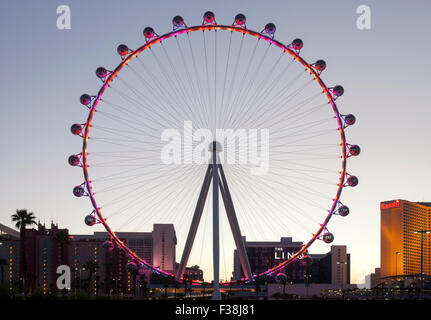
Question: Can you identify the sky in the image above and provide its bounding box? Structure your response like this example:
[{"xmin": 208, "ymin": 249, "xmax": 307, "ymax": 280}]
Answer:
[{"xmin": 1, "ymin": 0, "xmax": 431, "ymax": 284}]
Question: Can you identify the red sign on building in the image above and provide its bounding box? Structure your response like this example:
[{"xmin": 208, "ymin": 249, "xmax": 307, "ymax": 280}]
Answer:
[{"xmin": 380, "ymin": 200, "xmax": 400, "ymax": 210}]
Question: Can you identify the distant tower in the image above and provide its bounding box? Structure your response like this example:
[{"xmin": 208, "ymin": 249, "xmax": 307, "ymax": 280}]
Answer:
[{"xmin": 152, "ymin": 224, "xmax": 176, "ymax": 274}]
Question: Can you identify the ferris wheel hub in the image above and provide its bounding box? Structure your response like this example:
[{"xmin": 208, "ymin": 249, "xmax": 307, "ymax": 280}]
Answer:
[{"xmin": 209, "ymin": 140, "xmax": 223, "ymax": 152}]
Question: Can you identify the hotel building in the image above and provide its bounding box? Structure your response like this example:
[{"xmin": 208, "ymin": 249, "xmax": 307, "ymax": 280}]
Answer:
[
  {"xmin": 233, "ymin": 236, "xmax": 350, "ymax": 285},
  {"xmin": 380, "ymin": 199, "xmax": 431, "ymax": 279},
  {"xmin": 0, "ymin": 222, "xmax": 176, "ymax": 294}
]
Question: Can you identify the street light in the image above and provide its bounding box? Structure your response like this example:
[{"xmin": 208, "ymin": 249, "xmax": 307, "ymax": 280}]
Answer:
[
  {"xmin": 337, "ymin": 261, "xmax": 348, "ymax": 298},
  {"xmin": 112, "ymin": 278, "xmax": 121, "ymax": 295},
  {"xmin": 413, "ymin": 230, "xmax": 431, "ymax": 299},
  {"xmin": 73, "ymin": 266, "xmax": 86, "ymax": 293}
]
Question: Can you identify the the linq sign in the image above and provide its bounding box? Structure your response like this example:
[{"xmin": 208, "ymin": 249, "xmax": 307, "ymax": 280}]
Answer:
[{"xmin": 274, "ymin": 248, "xmax": 304, "ymax": 260}]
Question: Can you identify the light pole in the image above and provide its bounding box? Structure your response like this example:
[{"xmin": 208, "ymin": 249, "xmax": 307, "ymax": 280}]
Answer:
[
  {"xmin": 112, "ymin": 278, "xmax": 120, "ymax": 295},
  {"xmin": 73, "ymin": 266, "xmax": 86, "ymax": 293},
  {"xmin": 337, "ymin": 261, "xmax": 348, "ymax": 298},
  {"xmin": 413, "ymin": 230, "xmax": 430, "ymax": 298}
]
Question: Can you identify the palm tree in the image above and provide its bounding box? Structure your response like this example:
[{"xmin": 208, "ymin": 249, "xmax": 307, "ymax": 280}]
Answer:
[
  {"xmin": 0, "ymin": 258, "xmax": 8, "ymax": 283},
  {"xmin": 53, "ymin": 230, "xmax": 70, "ymax": 265},
  {"xmin": 11, "ymin": 209, "xmax": 37, "ymax": 293}
]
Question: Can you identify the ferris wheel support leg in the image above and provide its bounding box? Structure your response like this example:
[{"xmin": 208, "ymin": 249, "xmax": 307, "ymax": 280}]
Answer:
[
  {"xmin": 175, "ymin": 165, "xmax": 213, "ymax": 282},
  {"xmin": 218, "ymin": 165, "xmax": 253, "ymax": 281},
  {"xmin": 212, "ymin": 147, "xmax": 222, "ymax": 300}
]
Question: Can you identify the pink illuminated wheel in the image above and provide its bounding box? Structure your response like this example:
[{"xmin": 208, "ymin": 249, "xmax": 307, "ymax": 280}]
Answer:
[{"xmin": 70, "ymin": 12, "xmax": 359, "ymax": 286}]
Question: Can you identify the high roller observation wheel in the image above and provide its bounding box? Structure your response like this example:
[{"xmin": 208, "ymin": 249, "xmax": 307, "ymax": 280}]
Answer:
[{"xmin": 69, "ymin": 12, "xmax": 360, "ymax": 285}]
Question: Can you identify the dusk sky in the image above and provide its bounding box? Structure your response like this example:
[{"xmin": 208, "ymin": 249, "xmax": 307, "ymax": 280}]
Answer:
[{"xmin": 1, "ymin": 0, "xmax": 430, "ymax": 284}]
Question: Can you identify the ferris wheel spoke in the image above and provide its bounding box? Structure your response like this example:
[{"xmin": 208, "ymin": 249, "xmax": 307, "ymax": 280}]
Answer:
[
  {"xmin": 94, "ymin": 101, "xmax": 165, "ymax": 137},
  {"xmin": 87, "ymin": 137, "xmax": 162, "ymax": 153},
  {"xmin": 277, "ymin": 101, "xmax": 330, "ymax": 130},
  {"xmin": 115, "ymin": 172, "xmax": 201, "ymax": 231},
  {"xmin": 95, "ymin": 169, "xmax": 168, "ymax": 194},
  {"xmin": 95, "ymin": 104, "xmax": 170, "ymax": 137},
  {"xmin": 219, "ymin": 33, "xmax": 245, "ymax": 126},
  {"xmin": 274, "ymin": 158, "xmax": 341, "ymax": 174},
  {"xmin": 95, "ymin": 106, "xmax": 164, "ymax": 137},
  {"xmin": 273, "ymin": 117, "xmax": 335, "ymax": 140},
  {"xmin": 266, "ymin": 169, "xmax": 338, "ymax": 186},
  {"xmin": 88, "ymin": 134, "xmax": 159, "ymax": 145},
  {"xmin": 101, "ymin": 163, "xmax": 202, "ymax": 212},
  {"xmin": 229, "ymin": 49, "xmax": 285, "ymax": 129},
  {"xmin": 174, "ymin": 37, "xmax": 207, "ymax": 127},
  {"xmin": 224, "ymin": 166, "xmax": 309, "ymax": 237},
  {"xmin": 218, "ymin": 31, "xmax": 233, "ymax": 127},
  {"xmin": 89, "ymin": 126, "xmax": 162, "ymax": 146},
  {"xmin": 226, "ymin": 165, "xmax": 310, "ymax": 233},
  {"xmin": 220, "ymin": 169, "xmax": 281, "ymax": 240},
  {"xmin": 114, "ymin": 72, "xmax": 181, "ymax": 126},
  {"xmin": 223, "ymin": 37, "xmax": 261, "ymax": 127},
  {"xmin": 92, "ymin": 164, "xmax": 198, "ymax": 193},
  {"xmin": 255, "ymin": 78, "xmax": 317, "ymax": 128},
  {"xmin": 230, "ymin": 163, "xmax": 332, "ymax": 206},
  {"xmin": 88, "ymin": 155, "xmax": 160, "ymax": 167},
  {"xmin": 186, "ymin": 33, "xmax": 212, "ymax": 128},
  {"xmin": 160, "ymin": 42, "xmax": 206, "ymax": 129},
  {"xmin": 270, "ymin": 143, "xmax": 339, "ymax": 154},
  {"xmin": 276, "ymin": 128, "xmax": 337, "ymax": 145},
  {"xmin": 226, "ymin": 40, "xmax": 270, "ymax": 129},
  {"xmin": 133, "ymin": 56, "xmax": 198, "ymax": 127},
  {"xmin": 110, "ymin": 78, "xmax": 185, "ymax": 131},
  {"xmin": 148, "ymin": 47, "xmax": 199, "ymax": 125},
  {"xmin": 235, "ymin": 57, "xmax": 295, "ymax": 128},
  {"xmin": 244, "ymin": 70, "xmax": 309, "ymax": 127},
  {"xmin": 202, "ymin": 30, "xmax": 214, "ymax": 132},
  {"xmin": 89, "ymin": 150, "xmax": 160, "ymax": 159},
  {"xmin": 264, "ymin": 95, "xmax": 326, "ymax": 131},
  {"xmin": 120, "ymin": 65, "xmax": 189, "ymax": 127},
  {"xmin": 87, "ymin": 138, "xmax": 150, "ymax": 152},
  {"xmin": 117, "ymin": 166, "xmax": 205, "ymax": 231},
  {"xmin": 227, "ymin": 172, "xmax": 329, "ymax": 236},
  {"xmin": 229, "ymin": 163, "xmax": 332, "ymax": 207}
]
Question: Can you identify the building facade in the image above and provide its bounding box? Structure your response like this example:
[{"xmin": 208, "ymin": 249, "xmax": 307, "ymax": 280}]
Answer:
[
  {"xmin": 233, "ymin": 236, "xmax": 350, "ymax": 285},
  {"xmin": 0, "ymin": 222, "xmax": 176, "ymax": 295},
  {"xmin": 380, "ymin": 200, "xmax": 431, "ymax": 279}
]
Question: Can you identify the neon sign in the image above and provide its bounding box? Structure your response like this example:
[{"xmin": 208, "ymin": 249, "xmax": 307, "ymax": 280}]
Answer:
[
  {"xmin": 274, "ymin": 248, "xmax": 304, "ymax": 260},
  {"xmin": 380, "ymin": 200, "xmax": 400, "ymax": 210}
]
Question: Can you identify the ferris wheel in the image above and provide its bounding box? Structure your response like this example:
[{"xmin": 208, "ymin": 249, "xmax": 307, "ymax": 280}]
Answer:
[{"xmin": 69, "ymin": 12, "xmax": 359, "ymax": 297}]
